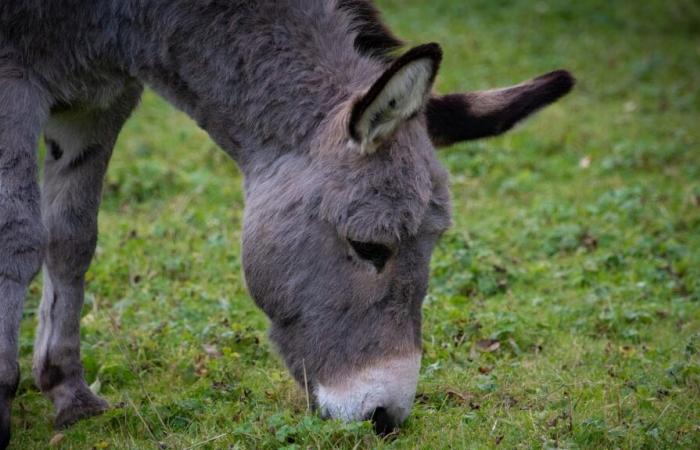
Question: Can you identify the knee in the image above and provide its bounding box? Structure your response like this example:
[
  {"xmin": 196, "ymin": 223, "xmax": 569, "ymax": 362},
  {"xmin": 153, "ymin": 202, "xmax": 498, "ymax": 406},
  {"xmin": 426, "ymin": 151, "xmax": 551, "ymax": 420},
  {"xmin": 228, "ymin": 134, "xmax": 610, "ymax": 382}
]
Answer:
[
  {"xmin": 0, "ymin": 215, "xmax": 46, "ymax": 285},
  {"xmin": 45, "ymin": 221, "xmax": 97, "ymax": 280}
]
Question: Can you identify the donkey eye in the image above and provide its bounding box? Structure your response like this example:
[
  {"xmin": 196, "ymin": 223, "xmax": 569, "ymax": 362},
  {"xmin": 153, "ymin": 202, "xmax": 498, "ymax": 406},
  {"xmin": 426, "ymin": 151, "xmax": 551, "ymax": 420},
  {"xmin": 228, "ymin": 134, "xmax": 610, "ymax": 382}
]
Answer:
[{"xmin": 348, "ymin": 239, "xmax": 392, "ymax": 271}]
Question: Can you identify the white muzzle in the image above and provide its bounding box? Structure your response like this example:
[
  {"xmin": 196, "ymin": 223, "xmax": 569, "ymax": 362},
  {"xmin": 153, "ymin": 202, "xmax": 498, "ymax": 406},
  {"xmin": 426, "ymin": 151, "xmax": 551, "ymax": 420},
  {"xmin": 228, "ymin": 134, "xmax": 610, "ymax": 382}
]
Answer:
[{"xmin": 315, "ymin": 353, "xmax": 421, "ymax": 427}]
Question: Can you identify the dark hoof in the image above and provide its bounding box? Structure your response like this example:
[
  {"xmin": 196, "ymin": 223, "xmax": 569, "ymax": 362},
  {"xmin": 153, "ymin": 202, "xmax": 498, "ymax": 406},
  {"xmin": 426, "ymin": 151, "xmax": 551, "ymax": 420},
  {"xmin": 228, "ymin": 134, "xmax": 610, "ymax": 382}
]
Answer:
[
  {"xmin": 0, "ymin": 428, "xmax": 9, "ymax": 450},
  {"xmin": 0, "ymin": 409, "xmax": 10, "ymax": 450},
  {"xmin": 54, "ymin": 389, "xmax": 109, "ymax": 429},
  {"xmin": 1, "ymin": 392, "xmax": 14, "ymax": 450}
]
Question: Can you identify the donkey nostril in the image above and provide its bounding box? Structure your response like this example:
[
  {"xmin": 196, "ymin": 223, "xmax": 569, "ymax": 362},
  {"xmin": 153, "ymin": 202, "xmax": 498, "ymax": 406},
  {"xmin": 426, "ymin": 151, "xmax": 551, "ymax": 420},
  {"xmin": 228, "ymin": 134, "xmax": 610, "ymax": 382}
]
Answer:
[{"xmin": 370, "ymin": 407, "xmax": 397, "ymax": 436}]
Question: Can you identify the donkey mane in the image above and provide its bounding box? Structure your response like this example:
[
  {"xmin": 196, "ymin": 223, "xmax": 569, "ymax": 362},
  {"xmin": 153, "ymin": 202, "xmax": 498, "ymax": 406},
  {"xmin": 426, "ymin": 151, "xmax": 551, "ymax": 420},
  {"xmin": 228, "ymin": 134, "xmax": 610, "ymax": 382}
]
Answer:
[{"xmin": 337, "ymin": 0, "xmax": 404, "ymax": 62}]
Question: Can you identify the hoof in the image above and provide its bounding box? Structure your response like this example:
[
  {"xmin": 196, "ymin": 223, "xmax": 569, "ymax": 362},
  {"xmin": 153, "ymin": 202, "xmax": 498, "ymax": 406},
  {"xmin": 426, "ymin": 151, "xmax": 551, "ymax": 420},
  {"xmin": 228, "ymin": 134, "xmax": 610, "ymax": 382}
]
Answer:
[
  {"xmin": 54, "ymin": 388, "xmax": 109, "ymax": 429},
  {"xmin": 1, "ymin": 387, "xmax": 15, "ymax": 450},
  {"xmin": 0, "ymin": 408, "xmax": 10, "ymax": 450},
  {"xmin": 0, "ymin": 427, "xmax": 9, "ymax": 450}
]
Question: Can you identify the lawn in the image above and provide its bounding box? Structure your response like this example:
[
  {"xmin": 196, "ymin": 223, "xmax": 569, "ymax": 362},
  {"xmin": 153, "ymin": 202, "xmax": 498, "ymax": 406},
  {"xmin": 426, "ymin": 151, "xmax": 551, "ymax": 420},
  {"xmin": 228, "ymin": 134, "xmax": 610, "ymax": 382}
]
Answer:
[{"xmin": 11, "ymin": 0, "xmax": 700, "ymax": 448}]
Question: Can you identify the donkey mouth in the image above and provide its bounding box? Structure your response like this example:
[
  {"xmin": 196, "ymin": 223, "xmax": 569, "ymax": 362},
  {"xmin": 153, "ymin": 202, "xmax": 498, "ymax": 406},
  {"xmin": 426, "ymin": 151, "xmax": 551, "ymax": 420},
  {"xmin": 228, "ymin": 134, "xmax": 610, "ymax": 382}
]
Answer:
[
  {"xmin": 314, "ymin": 353, "xmax": 421, "ymax": 433},
  {"xmin": 368, "ymin": 407, "xmax": 397, "ymax": 435}
]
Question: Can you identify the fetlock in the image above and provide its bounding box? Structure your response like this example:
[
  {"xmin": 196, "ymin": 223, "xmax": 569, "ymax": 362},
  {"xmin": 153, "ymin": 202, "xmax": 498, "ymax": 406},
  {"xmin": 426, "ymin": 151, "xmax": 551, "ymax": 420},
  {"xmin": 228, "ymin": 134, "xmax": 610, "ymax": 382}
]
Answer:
[
  {"xmin": 34, "ymin": 360, "xmax": 108, "ymax": 429},
  {"xmin": 35, "ymin": 360, "xmax": 71, "ymax": 394}
]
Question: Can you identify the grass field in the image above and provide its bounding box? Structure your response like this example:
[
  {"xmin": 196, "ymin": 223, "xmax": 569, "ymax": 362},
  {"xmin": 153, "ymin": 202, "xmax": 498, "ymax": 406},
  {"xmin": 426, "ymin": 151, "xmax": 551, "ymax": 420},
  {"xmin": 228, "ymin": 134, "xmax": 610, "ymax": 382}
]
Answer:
[{"xmin": 11, "ymin": 0, "xmax": 700, "ymax": 448}]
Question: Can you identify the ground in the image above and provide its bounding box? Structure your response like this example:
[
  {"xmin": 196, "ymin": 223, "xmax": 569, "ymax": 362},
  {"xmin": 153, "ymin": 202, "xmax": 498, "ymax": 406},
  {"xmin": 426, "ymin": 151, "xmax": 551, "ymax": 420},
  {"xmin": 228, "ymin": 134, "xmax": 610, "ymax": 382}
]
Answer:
[{"xmin": 11, "ymin": 0, "xmax": 700, "ymax": 448}]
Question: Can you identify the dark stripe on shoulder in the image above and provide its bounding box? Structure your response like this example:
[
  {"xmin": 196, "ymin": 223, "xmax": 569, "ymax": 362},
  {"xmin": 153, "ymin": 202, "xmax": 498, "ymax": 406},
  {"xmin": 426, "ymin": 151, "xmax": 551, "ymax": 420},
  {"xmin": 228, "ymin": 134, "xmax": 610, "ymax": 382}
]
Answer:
[
  {"xmin": 68, "ymin": 144, "xmax": 102, "ymax": 170},
  {"xmin": 337, "ymin": 0, "xmax": 403, "ymax": 61},
  {"xmin": 46, "ymin": 139, "xmax": 63, "ymax": 160}
]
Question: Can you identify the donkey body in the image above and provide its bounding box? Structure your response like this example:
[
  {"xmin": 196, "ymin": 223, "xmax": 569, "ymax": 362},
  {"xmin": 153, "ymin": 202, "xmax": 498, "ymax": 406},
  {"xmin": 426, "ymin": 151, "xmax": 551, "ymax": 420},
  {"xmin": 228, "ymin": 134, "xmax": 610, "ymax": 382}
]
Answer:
[{"xmin": 0, "ymin": 0, "xmax": 573, "ymax": 445}]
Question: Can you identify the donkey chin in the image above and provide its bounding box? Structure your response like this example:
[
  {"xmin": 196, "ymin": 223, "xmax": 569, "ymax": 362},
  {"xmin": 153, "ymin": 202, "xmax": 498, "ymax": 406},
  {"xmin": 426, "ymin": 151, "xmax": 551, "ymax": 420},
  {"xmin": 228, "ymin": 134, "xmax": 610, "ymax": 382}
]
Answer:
[{"xmin": 315, "ymin": 353, "xmax": 421, "ymax": 434}]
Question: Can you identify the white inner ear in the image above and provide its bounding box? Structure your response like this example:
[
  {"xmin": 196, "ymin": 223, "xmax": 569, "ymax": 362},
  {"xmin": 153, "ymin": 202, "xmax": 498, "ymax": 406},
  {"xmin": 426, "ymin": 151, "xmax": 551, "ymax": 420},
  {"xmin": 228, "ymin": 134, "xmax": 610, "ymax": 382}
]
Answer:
[{"xmin": 356, "ymin": 59, "xmax": 434, "ymax": 154}]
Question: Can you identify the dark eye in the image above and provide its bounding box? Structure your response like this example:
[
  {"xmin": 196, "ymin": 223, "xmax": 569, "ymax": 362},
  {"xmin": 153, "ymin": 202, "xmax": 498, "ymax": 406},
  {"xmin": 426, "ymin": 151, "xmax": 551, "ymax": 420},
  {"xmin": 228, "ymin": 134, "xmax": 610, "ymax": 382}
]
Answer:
[{"xmin": 349, "ymin": 239, "xmax": 392, "ymax": 272}]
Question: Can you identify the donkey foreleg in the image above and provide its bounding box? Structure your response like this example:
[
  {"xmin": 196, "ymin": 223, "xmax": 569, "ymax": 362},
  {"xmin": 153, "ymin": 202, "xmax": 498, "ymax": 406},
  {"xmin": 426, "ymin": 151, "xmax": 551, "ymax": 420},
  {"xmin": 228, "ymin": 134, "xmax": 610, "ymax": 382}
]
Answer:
[
  {"xmin": 33, "ymin": 82, "xmax": 142, "ymax": 429},
  {"xmin": 0, "ymin": 69, "xmax": 49, "ymax": 449}
]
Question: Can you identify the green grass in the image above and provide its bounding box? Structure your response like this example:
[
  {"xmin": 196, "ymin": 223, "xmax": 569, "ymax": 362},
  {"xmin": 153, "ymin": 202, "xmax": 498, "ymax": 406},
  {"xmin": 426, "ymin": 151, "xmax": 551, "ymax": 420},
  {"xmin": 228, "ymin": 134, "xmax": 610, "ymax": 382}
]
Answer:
[{"xmin": 12, "ymin": 0, "xmax": 700, "ymax": 448}]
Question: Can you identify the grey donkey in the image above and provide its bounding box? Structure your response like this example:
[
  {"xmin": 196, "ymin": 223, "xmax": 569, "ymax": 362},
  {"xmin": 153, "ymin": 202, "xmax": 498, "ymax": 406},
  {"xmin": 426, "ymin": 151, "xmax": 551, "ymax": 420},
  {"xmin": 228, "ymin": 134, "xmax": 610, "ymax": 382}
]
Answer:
[{"xmin": 0, "ymin": 0, "xmax": 574, "ymax": 445}]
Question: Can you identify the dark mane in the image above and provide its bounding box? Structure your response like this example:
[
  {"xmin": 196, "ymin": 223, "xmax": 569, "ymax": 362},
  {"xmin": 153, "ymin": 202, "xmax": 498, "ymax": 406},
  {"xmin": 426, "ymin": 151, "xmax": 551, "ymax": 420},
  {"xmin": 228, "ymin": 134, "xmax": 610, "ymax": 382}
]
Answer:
[{"xmin": 337, "ymin": 0, "xmax": 404, "ymax": 62}]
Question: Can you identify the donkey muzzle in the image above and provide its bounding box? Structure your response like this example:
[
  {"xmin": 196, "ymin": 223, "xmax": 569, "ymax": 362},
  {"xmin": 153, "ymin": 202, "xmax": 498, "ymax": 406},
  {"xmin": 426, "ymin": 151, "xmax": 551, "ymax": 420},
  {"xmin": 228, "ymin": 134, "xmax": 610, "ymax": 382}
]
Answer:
[{"xmin": 315, "ymin": 353, "xmax": 421, "ymax": 434}]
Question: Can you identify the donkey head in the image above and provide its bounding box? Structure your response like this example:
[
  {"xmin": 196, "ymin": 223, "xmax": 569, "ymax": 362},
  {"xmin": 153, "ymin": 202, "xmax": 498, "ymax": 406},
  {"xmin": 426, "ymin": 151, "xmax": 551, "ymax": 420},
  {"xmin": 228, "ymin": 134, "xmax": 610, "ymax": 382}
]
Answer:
[{"xmin": 242, "ymin": 43, "xmax": 573, "ymax": 432}]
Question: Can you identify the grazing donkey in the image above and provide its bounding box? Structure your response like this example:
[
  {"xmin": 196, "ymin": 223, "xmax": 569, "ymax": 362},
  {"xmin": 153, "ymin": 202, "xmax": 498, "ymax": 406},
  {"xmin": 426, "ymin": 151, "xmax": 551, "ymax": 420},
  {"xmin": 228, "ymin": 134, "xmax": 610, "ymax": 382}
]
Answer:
[{"xmin": 0, "ymin": 0, "xmax": 574, "ymax": 444}]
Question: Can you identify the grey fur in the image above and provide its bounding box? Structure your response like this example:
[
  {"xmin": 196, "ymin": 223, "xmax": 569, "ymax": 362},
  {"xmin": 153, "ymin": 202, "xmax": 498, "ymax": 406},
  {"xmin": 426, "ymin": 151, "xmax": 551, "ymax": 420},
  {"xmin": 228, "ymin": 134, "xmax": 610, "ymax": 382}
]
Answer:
[
  {"xmin": 35, "ymin": 81, "xmax": 144, "ymax": 429},
  {"xmin": 0, "ymin": 0, "xmax": 572, "ymax": 444}
]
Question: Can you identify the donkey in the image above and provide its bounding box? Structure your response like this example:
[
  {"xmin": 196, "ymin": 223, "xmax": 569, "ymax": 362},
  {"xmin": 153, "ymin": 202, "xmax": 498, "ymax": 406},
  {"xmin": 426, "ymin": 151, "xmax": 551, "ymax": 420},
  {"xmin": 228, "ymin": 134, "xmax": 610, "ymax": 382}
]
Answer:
[{"xmin": 0, "ymin": 0, "xmax": 574, "ymax": 445}]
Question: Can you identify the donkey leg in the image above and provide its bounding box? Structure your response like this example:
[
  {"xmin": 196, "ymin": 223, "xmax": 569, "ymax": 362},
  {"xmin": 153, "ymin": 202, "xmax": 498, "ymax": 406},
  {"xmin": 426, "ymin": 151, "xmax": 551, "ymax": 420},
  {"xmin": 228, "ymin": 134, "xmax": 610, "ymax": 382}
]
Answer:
[
  {"xmin": 33, "ymin": 82, "xmax": 142, "ymax": 429},
  {"xmin": 0, "ymin": 70, "xmax": 49, "ymax": 449}
]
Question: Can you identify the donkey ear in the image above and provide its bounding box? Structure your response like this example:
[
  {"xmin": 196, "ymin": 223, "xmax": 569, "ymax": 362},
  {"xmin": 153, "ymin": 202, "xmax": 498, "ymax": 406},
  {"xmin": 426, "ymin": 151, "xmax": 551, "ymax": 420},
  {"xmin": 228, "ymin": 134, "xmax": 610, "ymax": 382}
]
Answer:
[
  {"xmin": 426, "ymin": 70, "xmax": 575, "ymax": 147},
  {"xmin": 349, "ymin": 43, "xmax": 442, "ymax": 154}
]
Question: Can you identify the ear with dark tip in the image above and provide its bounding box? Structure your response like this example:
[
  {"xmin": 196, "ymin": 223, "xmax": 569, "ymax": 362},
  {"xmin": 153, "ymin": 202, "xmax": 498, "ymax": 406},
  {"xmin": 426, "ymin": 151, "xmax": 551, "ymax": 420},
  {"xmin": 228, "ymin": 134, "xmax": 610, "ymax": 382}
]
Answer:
[
  {"xmin": 426, "ymin": 70, "xmax": 575, "ymax": 147},
  {"xmin": 349, "ymin": 43, "xmax": 442, "ymax": 154}
]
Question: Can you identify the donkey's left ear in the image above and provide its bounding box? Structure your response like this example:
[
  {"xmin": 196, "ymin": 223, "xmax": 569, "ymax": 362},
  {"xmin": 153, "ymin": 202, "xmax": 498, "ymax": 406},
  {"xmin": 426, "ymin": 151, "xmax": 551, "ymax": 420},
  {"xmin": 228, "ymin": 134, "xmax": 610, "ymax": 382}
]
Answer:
[
  {"xmin": 349, "ymin": 43, "xmax": 442, "ymax": 154},
  {"xmin": 426, "ymin": 70, "xmax": 575, "ymax": 147}
]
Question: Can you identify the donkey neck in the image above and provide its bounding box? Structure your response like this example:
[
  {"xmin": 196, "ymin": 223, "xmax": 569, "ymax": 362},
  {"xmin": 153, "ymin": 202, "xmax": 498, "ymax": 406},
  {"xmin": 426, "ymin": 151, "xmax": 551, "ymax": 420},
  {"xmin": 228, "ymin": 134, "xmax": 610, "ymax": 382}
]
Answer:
[{"xmin": 124, "ymin": 0, "xmax": 385, "ymax": 173}]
